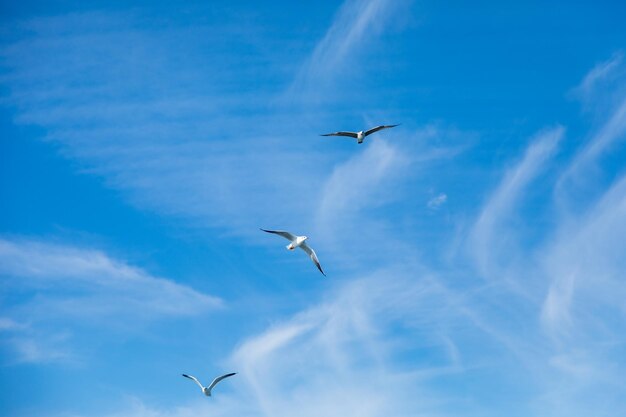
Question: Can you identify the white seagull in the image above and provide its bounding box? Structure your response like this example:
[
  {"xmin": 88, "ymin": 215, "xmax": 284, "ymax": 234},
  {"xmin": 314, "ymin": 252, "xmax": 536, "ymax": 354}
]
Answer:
[
  {"xmin": 321, "ymin": 124, "xmax": 399, "ymax": 144},
  {"xmin": 260, "ymin": 229, "xmax": 326, "ymax": 276},
  {"xmin": 182, "ymin": 372, "xmax": 236, "ymax": 397}
]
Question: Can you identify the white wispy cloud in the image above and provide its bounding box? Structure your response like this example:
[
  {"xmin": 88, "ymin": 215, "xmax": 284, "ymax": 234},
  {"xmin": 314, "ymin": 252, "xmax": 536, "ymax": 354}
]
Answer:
[
  {"xmin": 574, "ymin": 51, "xmax": 624, "ymax": 100},
  {"xmin": 0, "ymin": 237, "xmax": 221, "ymax": 363},
  {"xmin": 557, "ymin": 97, "xmax": 626, "ymax": 192},
  {"xmin": 0, "ymin": 237, "xmax": 221, "ymax": 316},
  {"xmin": 229, "ymin": 269, "xmax": 478, "ymax": 417},
  {"xmin": 0, "ymin": 11, "xmax": 328, "ymax": 237},
  {"xmin": 224, "ymin": 260, "xmax": 611, "ymax": 417},
  {"xmin": 470, "ymin": 126, "xmax": 564, "ymax": 280},
  {"xmin": 428, "ymin": 193, "xmax": 447, "ymax": 209},
  {"xmin": 463, "ymin": 54, "xmax": 626, "ymax": 416},
  {"xmin": 7, "ymin": 333, "xmax": 73, "ymax": 364},
  {"xmin": 0, "ymin": 0, "xmax": 419, "ymax": 248},
  {"xmin": 557, "ymin": 53, "xmax": 626, "ymax": 206},
  {"xmin": 53, "ymin": 396, "xmax": 258, "ymax": 417},
  {"xmin": 0, "ymin": 317, "xmax": 23, "ymax": 331},
  {"xmin": 314, "ymin": 140, "xmax": 407, "ymax": 264},
  {"xmin": 541, "ymin": 170, "xmax": 626, "ymax": 335},
  {"xmin": 288, "ymin": 0, "xmax": 407, "ymax": 101},
  {"xmin": 317, "ymin": 140, "xmax": 403, "ymax": 218},
  {"xmin": 541, "ymin": 56, "xmax": 626, "ymax": 340}
]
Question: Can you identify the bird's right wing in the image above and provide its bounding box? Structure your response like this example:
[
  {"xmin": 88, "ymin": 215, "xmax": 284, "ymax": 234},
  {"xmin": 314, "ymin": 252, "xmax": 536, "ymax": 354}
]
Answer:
[
  {"xmin": 320, "ymin": 131, "xmax": 358, "ymax": 138},
  {"xmin": 207, "ymin": 372, "xmax": 237, "ymax": 392},
  {"xmin": 260, "ymin": 229, "xmax": 297, "ymax": 241},
  {"xmin": 364, "ymin": 124, "xmax": 399, "ymax": 137},
  {"xmin": 300, "ymin": 242, "xmax": 326, "ymax": 276},
  {"xmin": 182, "ymin": 374, "xmax": 205, "ymax": 391}
]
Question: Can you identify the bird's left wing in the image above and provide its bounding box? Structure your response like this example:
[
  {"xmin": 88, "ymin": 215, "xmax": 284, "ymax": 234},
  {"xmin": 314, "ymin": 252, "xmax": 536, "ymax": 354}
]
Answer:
[
  {"xmin": 300, "ymin": 242, "xmax": 326, "ymax": 276},
  {"xmin": 207, "ymin": 372, "xmax": 237, "ymax": 392},
  {"xmin": 364, "ymin": 124, "xmax": 399, "ymax": 137},
  {"xmin": 320, "ymin": 131, "xmax": 358, "ymax": 138},
  {"xmin": 182, "ymin": 374, "xmax": 205, "ymax": 391},
  {"xmin": 260, "ymin": 229, "xmax": 297, "ymax": 241}
]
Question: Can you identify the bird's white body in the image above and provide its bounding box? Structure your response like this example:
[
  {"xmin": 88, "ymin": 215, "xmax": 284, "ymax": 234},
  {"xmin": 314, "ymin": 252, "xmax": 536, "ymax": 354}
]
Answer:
[
  {"xmin": 356, "ymin": 131, "xmax": 365, "ymax": 143},
  {"xmin": 287, "ymin": 235, "xmax": 307, "ymax": 250}
]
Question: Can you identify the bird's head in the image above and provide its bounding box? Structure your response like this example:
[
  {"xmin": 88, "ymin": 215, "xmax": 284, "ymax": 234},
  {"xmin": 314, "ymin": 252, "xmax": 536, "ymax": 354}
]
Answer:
[{"xmin": 302, "ymin": 236, "xmax": 308, "ymax": 241}]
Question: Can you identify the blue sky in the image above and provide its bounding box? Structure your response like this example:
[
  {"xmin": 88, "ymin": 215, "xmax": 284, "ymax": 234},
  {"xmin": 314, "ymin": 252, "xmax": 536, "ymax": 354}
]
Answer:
[{"xmin": 1, "ymin": 0, "xmax": 626, "ymax": 416}]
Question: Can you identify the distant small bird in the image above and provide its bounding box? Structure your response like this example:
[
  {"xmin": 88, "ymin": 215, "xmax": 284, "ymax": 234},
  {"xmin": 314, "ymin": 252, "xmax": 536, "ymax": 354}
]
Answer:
[
  {"xmin": 260, "ymin": 229, "xmax": 326, "ymax": 276},
  {"xmin": 182, "ymin": 372, "xmax": 236, "ymax": 397},
  {"xmin": 321, "ymin": 124, "xmax": 399, "ymax": 144}
]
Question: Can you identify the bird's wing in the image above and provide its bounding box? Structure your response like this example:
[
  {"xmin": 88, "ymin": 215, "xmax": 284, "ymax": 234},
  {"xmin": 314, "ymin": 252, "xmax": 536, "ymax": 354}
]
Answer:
[
  {"xmin": 300, "ymin": 242, "xmax": 326, "ymax": 276},
  {"xmin": 260, "ymin": 228, "xmax": 297, "ymax": 241},
  {"xmin": 364, "ymin": 124, "xmax": 399, "ymax": 137},
  {"xmin": 182, "ymin": 374, "xmax": 205, "ymax": 391},
  {"xmin": 320, "ymin": 131, "xmax": 359, "ymax": 138},
  {"xmin": 207, "ymin": 372, "xmax": 237, "ymax": 392}
]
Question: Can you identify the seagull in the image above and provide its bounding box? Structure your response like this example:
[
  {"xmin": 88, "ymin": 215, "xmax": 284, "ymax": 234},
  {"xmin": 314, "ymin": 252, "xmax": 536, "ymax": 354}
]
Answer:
[
  {"xmin": 260, "ymin": 229, "xmax": 326, "ymax": 276},
  {"xmin": 182, "ymin": 372, "xmax": 236, "ymax": 397},
  {"xmin": 321, "ymin": 124, "xmax": 399, "ymax": 144}
]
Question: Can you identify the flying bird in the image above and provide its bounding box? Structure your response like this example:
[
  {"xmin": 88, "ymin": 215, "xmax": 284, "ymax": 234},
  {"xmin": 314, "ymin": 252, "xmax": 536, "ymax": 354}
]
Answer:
[
  {"xmin": 182, "ymin": 372, "xmax": 236, "ymax": 397},
  {"xmin": 260, "ymin": 229, "xmax": 326, "ymax": 276},
  {"xmin": 321, "ymin": 124, "xmax": 399, "ymax": 144}
]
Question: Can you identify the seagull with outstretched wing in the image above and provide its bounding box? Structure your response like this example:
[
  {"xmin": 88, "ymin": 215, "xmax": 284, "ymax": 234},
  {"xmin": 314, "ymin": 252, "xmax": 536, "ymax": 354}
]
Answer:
[
  {"xmin": 321, "ymin": 124, "xmax": 399, "ymax": 144},
  {"xmin": 260, "ymin": 229, "xmax": 326, "ymax": 276},
  {"xmin": 182, "ymin": 372, "xmax": 236, "ymax": 397}
]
